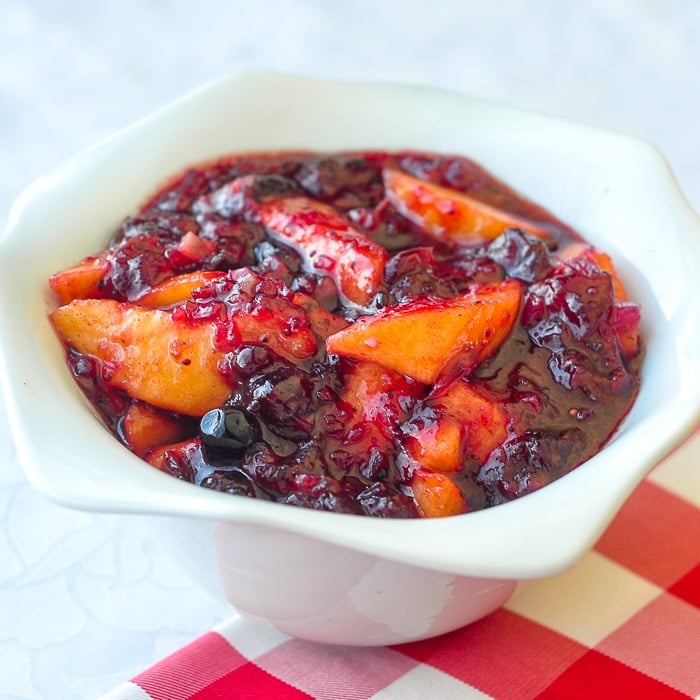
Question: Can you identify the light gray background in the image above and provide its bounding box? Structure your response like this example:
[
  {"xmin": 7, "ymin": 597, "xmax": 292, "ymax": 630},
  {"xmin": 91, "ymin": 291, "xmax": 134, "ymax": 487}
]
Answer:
[{"xmin": 1, "ymin": 2, "xmax": 698, "ymax": 698}]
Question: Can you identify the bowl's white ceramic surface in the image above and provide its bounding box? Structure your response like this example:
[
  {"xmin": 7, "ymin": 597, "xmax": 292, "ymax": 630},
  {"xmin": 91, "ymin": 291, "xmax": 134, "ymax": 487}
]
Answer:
[{"xmin": 1, "ymin": 72, "xmax": 699, "ymax": 645}]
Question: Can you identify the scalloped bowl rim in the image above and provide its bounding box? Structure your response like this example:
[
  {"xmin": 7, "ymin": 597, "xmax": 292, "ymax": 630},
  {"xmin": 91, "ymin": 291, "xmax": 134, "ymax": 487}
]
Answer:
[{"xmin": 1, "ymin": 71, "xmax": 699, "ymax": 580}]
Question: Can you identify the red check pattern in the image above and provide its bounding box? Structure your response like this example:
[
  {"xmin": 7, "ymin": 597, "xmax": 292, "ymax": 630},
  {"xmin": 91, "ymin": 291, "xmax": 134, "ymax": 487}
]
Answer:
[{"xmin": 104, "ymin": 432, "xmax": 700, "ymax": 700}]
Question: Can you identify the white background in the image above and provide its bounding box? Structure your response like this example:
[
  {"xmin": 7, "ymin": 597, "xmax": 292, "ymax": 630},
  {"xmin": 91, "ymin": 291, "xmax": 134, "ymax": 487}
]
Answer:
[{"xmin": 1, "ymin": 2, "xmax": 699, "ymax": 698}]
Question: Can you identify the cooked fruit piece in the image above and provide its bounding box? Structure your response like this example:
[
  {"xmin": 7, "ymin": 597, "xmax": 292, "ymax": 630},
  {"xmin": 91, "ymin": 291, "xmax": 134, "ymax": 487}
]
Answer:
[
  {"xmin": 609, "ymin": 303, "xmax": 641, "ymax": 362},
  {"xmin": 339, "ymin": 360, "xmax": 420, "ymax": 438},
  {"xmin": 122, "ymin": 402, "xmax": 193, "ymax": 457},
  {"xmin": 411, "ymin": 469, "xmax": 468, "ymax": 517},
  {"xmin": 255, "ymin": 196, "xmax": 388, "ymax": 307},
  {"xmin": 406, "ymin": 416, "xmax": 464, "ymax": 473},
  {"xmin": 384, "ymin": 168, "xmax": 555, "ymax": 244},
  {"xmin": 326, "ymin": 280, "xmax": 522, "ymax": 384},
  {"xmin": 432, "ymin": 380, "xmax": 508, "ymax": 463},
  {"xmin": 560, "ymin": 243, "xmax": 640, "ymax": 359},
  {"xmin": 50, "ymin": 299, "xmax": 231, "ymax": 416},
  {"xmin": 49, "ymin": 256, "xmax": 110, "ymax": 304},
  {"xmin": 407, "ymin": 379, "xmax": 509, "ymax": 470},
  {"xmin": 170, "ymin": 231, "xmax": 218, "ymax": 263},
  {"xmin": 138, "ymin": 271, "xmax": 226, "ymax": 308},
  {"xmin": 145, "ymin": 437, "xmax": 205, "ymax": 479}
]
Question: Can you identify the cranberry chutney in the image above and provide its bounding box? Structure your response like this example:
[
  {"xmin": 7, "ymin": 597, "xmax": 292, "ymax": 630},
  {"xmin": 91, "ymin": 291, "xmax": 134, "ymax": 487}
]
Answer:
[{"xmin": 48, "ymin": 151, "xmax": 642, "ymax": 518}]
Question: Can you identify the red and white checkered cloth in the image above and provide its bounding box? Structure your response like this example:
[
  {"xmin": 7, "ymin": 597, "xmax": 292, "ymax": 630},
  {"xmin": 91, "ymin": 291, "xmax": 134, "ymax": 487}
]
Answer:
[{"xmin": 104, "ymin": 433, "xmax": 700, "ymax": 700}]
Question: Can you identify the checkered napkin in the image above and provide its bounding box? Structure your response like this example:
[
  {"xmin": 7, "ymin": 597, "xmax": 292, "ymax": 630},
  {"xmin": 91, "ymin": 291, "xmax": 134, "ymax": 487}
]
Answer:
[{"xmin": 103, "ymin": 437, "xmax": 700, "ymax": 700}]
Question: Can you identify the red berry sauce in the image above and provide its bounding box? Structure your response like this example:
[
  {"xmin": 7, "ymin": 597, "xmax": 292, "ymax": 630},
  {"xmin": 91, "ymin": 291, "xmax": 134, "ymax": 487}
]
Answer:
[{"xmin": 53, "ymin": 151, "xmax": 642, "ymax": 517}]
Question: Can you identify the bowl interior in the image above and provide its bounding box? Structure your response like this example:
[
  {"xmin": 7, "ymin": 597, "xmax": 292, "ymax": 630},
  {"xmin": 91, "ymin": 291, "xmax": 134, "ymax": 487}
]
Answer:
[{"xmin": 1, "ymin": 72, "xmax": 699, "ymax": 579}]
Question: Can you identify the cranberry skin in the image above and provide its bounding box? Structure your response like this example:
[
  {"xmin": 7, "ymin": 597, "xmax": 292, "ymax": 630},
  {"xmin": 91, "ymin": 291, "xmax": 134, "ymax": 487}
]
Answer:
[
  {"xmin": 254, "ymin": 240, "xmax": 303, "ymax": 287},
  {"xmin": 249, "ymin": 368, "xmax": 315, "ymax": 440},
  {"xmin": 434, "ymin": 253, "xmax": 504, "ymax": 290},
  {"xmin": 281, "ymin": 472, "xmax": 364, "ymax": 514},
  {"xmin": 523, "ymin": 260, "xmax": 614, "ymax": 341},
  {"xmin": 104, "ymin": 234, "xmax": 174, "ymax": 300},
  {"xmin": 486, "ymin": 229, "xmax": 553, "ymax": 283},
  {"xmin": 117, "ymin": 212, "xmax": 200, "ymax": 243},
  {"xmin": 145, "ymin": 168, "xmax": 212, "ymax": 212},
  {"xmin": 66, "ymin": 350, "xmax": 129, "ymax": 431},
  {"xmin": 295, "ymin": 156, "xmax": 380, "ymax": 203},
  {"xmin": 476, "ymin": 429, "xmax": 585, "ymax": 505},
  {"xmin": 249, "ymin": 174, "xmax": 301, "ymax": 202},
  {"xmin": 199, "ymin": 469, "xmax": 268, "ymax": 499},
  {"xmin": 357, "ymin": 482, "xmax": 417, "ymax": 518},
  {"xmin": 229, "ymin": 343, "xmax": 282, "ymax": 377}
]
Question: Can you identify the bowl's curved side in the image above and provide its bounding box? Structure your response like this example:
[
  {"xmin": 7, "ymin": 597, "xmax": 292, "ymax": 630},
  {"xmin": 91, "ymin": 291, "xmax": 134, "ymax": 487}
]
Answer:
[
  {"xmin": 147, "ymin": 513, "xmax": 519, "ymax": 646},
  {"xmin": 1, "ymin": 71, "xmax": 699, "ymax": 582}
]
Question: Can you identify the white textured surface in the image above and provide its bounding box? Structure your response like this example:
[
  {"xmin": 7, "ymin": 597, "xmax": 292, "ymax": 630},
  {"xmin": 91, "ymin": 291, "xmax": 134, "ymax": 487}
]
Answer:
[{"xmin": 1, "ymin": 2, "xmax": 699, "ymax": 697}]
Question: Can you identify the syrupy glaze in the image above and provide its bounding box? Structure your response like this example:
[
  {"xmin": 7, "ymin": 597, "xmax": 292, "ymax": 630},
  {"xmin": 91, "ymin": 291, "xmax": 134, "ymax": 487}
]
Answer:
[{"xmin": 50, "ymin": 151, "xmax": 642, "ymax": 517}]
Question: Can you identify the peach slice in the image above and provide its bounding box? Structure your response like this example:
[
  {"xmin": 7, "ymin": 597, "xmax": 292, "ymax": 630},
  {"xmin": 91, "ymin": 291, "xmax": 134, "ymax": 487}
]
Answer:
[
  {"xmin": 339, "ymin": 360, "xmax": 420, "ymax": 435},
  {"xmin": 137, "ymin": 271, "xmax": 226, "ymax": 308},
  {"xmin": 411, "ymin": 469, "xmax": 468, "ymax": 517},
  {"xmin": 49, "ymin": 256, "xmax": 110, "ymax": 304},
  {"xmin": 407, "ymin": 380, "xmax": 508, "ymax": 471},
  {"xmin": 326, "ymin": 280, "xmax": 522, "ymax": 384},
  {"xmin": 435, "ymin": 380, "xmax": 508, "ymax": 464},
  {"xmin": 406, "ymin": 416, "xmax": 464, "ymax": 473},
  {"xmin": 384, "ymin": 168, "xmax": 555, "ymax": 244},
  {"xmin": 256, "ymin": 196, "xmax": 387, "ymax": 307},
  {"xmin": 122, "ymin": 402, "xmax": 193, "ymax": 456},
  {"xmin": 50, "ymin": 299, "xmax": 231, "ymax": 416}
]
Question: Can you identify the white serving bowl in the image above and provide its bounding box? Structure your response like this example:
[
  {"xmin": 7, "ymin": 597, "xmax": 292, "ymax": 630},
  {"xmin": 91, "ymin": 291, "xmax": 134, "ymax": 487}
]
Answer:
[{"xmin": 1, "ymin": 72, "xmax": 699, "ymax": 646}]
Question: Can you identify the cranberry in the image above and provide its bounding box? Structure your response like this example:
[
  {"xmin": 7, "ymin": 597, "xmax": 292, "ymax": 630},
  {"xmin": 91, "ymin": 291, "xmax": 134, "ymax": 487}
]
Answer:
[
  {"xmin": 486, "ymin": 228, "xmax": 553, "ymax": 283},
  {"xmin": 199, "ymin": 408, "xmax": 260, "ymax": 457},
  {"xmin": 295, "ymin": 156, "xmax": 379, "ymax": 202},
  {"xmin": 476, "ymin": 429, "xmax": 585, "ymax": 504},
  {"xmin": 199, "ymin": 469, "xmax": 264, "ymax": 498}
]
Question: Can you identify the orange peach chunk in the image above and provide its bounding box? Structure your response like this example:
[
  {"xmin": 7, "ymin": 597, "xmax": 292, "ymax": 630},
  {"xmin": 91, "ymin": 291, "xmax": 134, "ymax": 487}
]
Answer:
[
  {"xmin": 432, "ymin": 380, "xmax": 508, "ymax": 464},
  {"xmin": 384, "ymin": 168, "xmax": 555, "ymax": 244},
  {"xmin": 407, "ymin": 380, "xmax": 508, "ymax": 471},
  {"xmin": 137, "ymin": 271, "xmax": 227, "ymax": 308},
  {"xmin": 122, "ymin": 402, "xmax": 193, "ymax": 457},
  {"xmin": 407, "ymin": 417, "xmax": 464, "ymax": 473},
  {"xmin": 50, "ymin": 299, "xmax": 231, "ymax": 416},
  {"xmin": 326, "ymin": 280, "xmax": 522, "ymax": 384},
  {"xmin": 411, "ymin": 469, "xmax": 468, "ymax": 517},
  {"xmin": 340, "ymin": 360, "xmax": 418, "ymax": 430},
  {"xmin": 49, "ymin": 256, "xmax": 109, "ymax": 304}
]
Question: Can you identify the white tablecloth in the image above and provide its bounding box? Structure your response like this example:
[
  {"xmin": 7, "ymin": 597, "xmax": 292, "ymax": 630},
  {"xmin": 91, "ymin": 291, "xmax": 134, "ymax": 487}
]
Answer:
[{"xmin": 1, "ymin": 2, "xmax": 698, "ymax": 697}]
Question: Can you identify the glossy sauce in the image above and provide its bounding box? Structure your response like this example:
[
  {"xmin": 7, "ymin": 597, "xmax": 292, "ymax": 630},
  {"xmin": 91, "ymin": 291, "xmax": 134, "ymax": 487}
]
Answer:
[{"xmin": 53, "ymin": 151, "xmax": 642, "ymax": 517}]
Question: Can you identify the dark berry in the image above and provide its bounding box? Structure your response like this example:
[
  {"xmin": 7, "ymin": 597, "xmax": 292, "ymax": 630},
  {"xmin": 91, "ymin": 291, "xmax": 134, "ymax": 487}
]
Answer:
[
  {"xmin": 199, "ymin": 407, "xmax": 260, "ymax": 457},
  {"xmin": 486, "ymin": 229, "xmax": 553, "ymax": 283},
  {"xmin": 249, "ymin": 174, "xmax": 301, "ymax": 202}
]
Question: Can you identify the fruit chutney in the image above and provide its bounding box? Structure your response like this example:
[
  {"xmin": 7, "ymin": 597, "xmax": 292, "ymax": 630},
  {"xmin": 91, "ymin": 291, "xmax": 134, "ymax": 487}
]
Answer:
[{"xmin": 49, "ymin": 151, "xmax": 643, "ymax": 518}]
